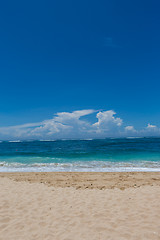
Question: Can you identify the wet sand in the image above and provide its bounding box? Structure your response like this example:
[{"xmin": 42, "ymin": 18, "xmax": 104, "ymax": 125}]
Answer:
[{"xmin": 0, "ymin": 172, "xmax": 160, "ymax": 189}]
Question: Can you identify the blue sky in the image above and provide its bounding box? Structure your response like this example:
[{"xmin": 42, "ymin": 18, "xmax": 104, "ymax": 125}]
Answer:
[{"xmin": 0, "ymin": 0, "xmax": 160, "ymax": 139}]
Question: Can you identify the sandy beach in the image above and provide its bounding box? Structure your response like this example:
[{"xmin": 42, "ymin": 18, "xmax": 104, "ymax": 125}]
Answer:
[{"xmin": 0, "ymin": 172, "xmax": 160, "ymax": 240}]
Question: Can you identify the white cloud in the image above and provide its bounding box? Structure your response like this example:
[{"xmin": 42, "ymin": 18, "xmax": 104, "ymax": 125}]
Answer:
[
  {"xmin": 93, "ymin": 110, "xmax": 122, "ymax": 128},
  {"xmin": 0, "ymin": 109, "xmax": 159, "ymax": 140},
  {"xmin": 54, "ymin": 110, "xmax": 95, "ymax": 123},
  {"xmin": 137, "ymin": 123, "xmax": 160, "ymax": 137},
  {"xmin": 0, "ymin": 110, "xmax": 96, "ymax": 140},
  {"xmin": 30, "ymin": 110, "xmax": 95, "ymax": 139},
  {"xmin": 143, "ymin": 123, "xmax": 160, "ymax": 136},
  {"xmin": 125, "ymin": 126, "xmax": 135, "ymax": 131},
  {"xmin": 146, "ymin": 123, "xmax": 157, "ymax": 129},
  {"xmin": 92, "ymin": 110, "xmax": 122, "ymax": 136}
]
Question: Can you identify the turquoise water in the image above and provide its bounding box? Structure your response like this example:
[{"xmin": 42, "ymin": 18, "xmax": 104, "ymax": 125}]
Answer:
[{"xmin": 0, "ymin": 138, "xmax": 160, "ymax": 172}]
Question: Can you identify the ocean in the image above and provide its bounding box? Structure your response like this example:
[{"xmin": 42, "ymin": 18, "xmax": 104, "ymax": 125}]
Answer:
[{"xmin": 0, "ymin": 138, "xmax": 160, "ymax": 172}]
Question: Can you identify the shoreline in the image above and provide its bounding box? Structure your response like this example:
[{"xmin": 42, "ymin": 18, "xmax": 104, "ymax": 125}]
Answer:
[{"xmin": 0, "ymin": 172, "xmax": 160, "ymax": 189}]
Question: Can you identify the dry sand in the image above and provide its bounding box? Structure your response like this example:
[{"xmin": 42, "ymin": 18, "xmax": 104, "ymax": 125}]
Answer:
[{"xmin": 0, "ymin": 172, "xmax": 160, "ymax": 240}]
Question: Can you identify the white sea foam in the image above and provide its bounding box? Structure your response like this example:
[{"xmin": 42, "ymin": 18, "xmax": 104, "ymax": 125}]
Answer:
[
  {"xmin": 0, "ymin": 161, "xmax": 160, "ymax": 172},
  {"xmin": 126, "ymin": 137, "xmax": 147, "ymax": 139},
  {"xmin": 39, "ymin": 139, "xmax": 56, "ymax": 142}
]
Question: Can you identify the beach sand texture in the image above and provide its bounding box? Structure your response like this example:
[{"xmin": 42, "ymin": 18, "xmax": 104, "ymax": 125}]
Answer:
[{"xmin": 0, "ymin": 172, "xmax": 160, "ymax": 240}]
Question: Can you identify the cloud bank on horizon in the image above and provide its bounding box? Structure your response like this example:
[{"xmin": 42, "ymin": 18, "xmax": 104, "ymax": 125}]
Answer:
[{"xmin": 0, "ymin": 109, "xmax": 160, "ymax": 140}]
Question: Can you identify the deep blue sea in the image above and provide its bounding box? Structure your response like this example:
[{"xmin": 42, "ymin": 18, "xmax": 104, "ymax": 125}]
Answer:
[{"xmin": 0, "ymin": 138, "xmax": 160, "ymax": 172}]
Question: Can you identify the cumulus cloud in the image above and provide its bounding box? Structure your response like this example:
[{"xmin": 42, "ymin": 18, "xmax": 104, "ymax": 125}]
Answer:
[
  {"xmin": 54, "ymin": 110, "xmax": 95, "ymax": 123},
  {"xmin": 92, "ymin": 110, "xmax": 122, "ymax": 136},
  {"xmin": 29, "ymin": 110, "xmax": 95, "ymax": 139},
  {"xmin": 0, "ymin": 110, "xmax": 96, "ymax": 140},
  {"xmin": 125, "ymin": 126, "xmax": 135, "ymax": 131},
  {"xmin": 0, "ymin": 109, "xmax": 159, "ymax": 140},
  {"xmin": 146, "ymin": 123, "xmax": 157, "ymax": 129},
  {"xmin": 142, "ymin": 123, "xmax": 160, "ymax": 136},
  {"xmin": 136, "ymin": 123, "xmax": 160, "ymax": 137}
]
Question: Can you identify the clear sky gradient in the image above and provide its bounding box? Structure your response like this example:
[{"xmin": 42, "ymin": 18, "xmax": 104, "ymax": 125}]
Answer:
[{"xmin": 0, "ymin": 0, "xmax": 159, "ymax": 139}]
